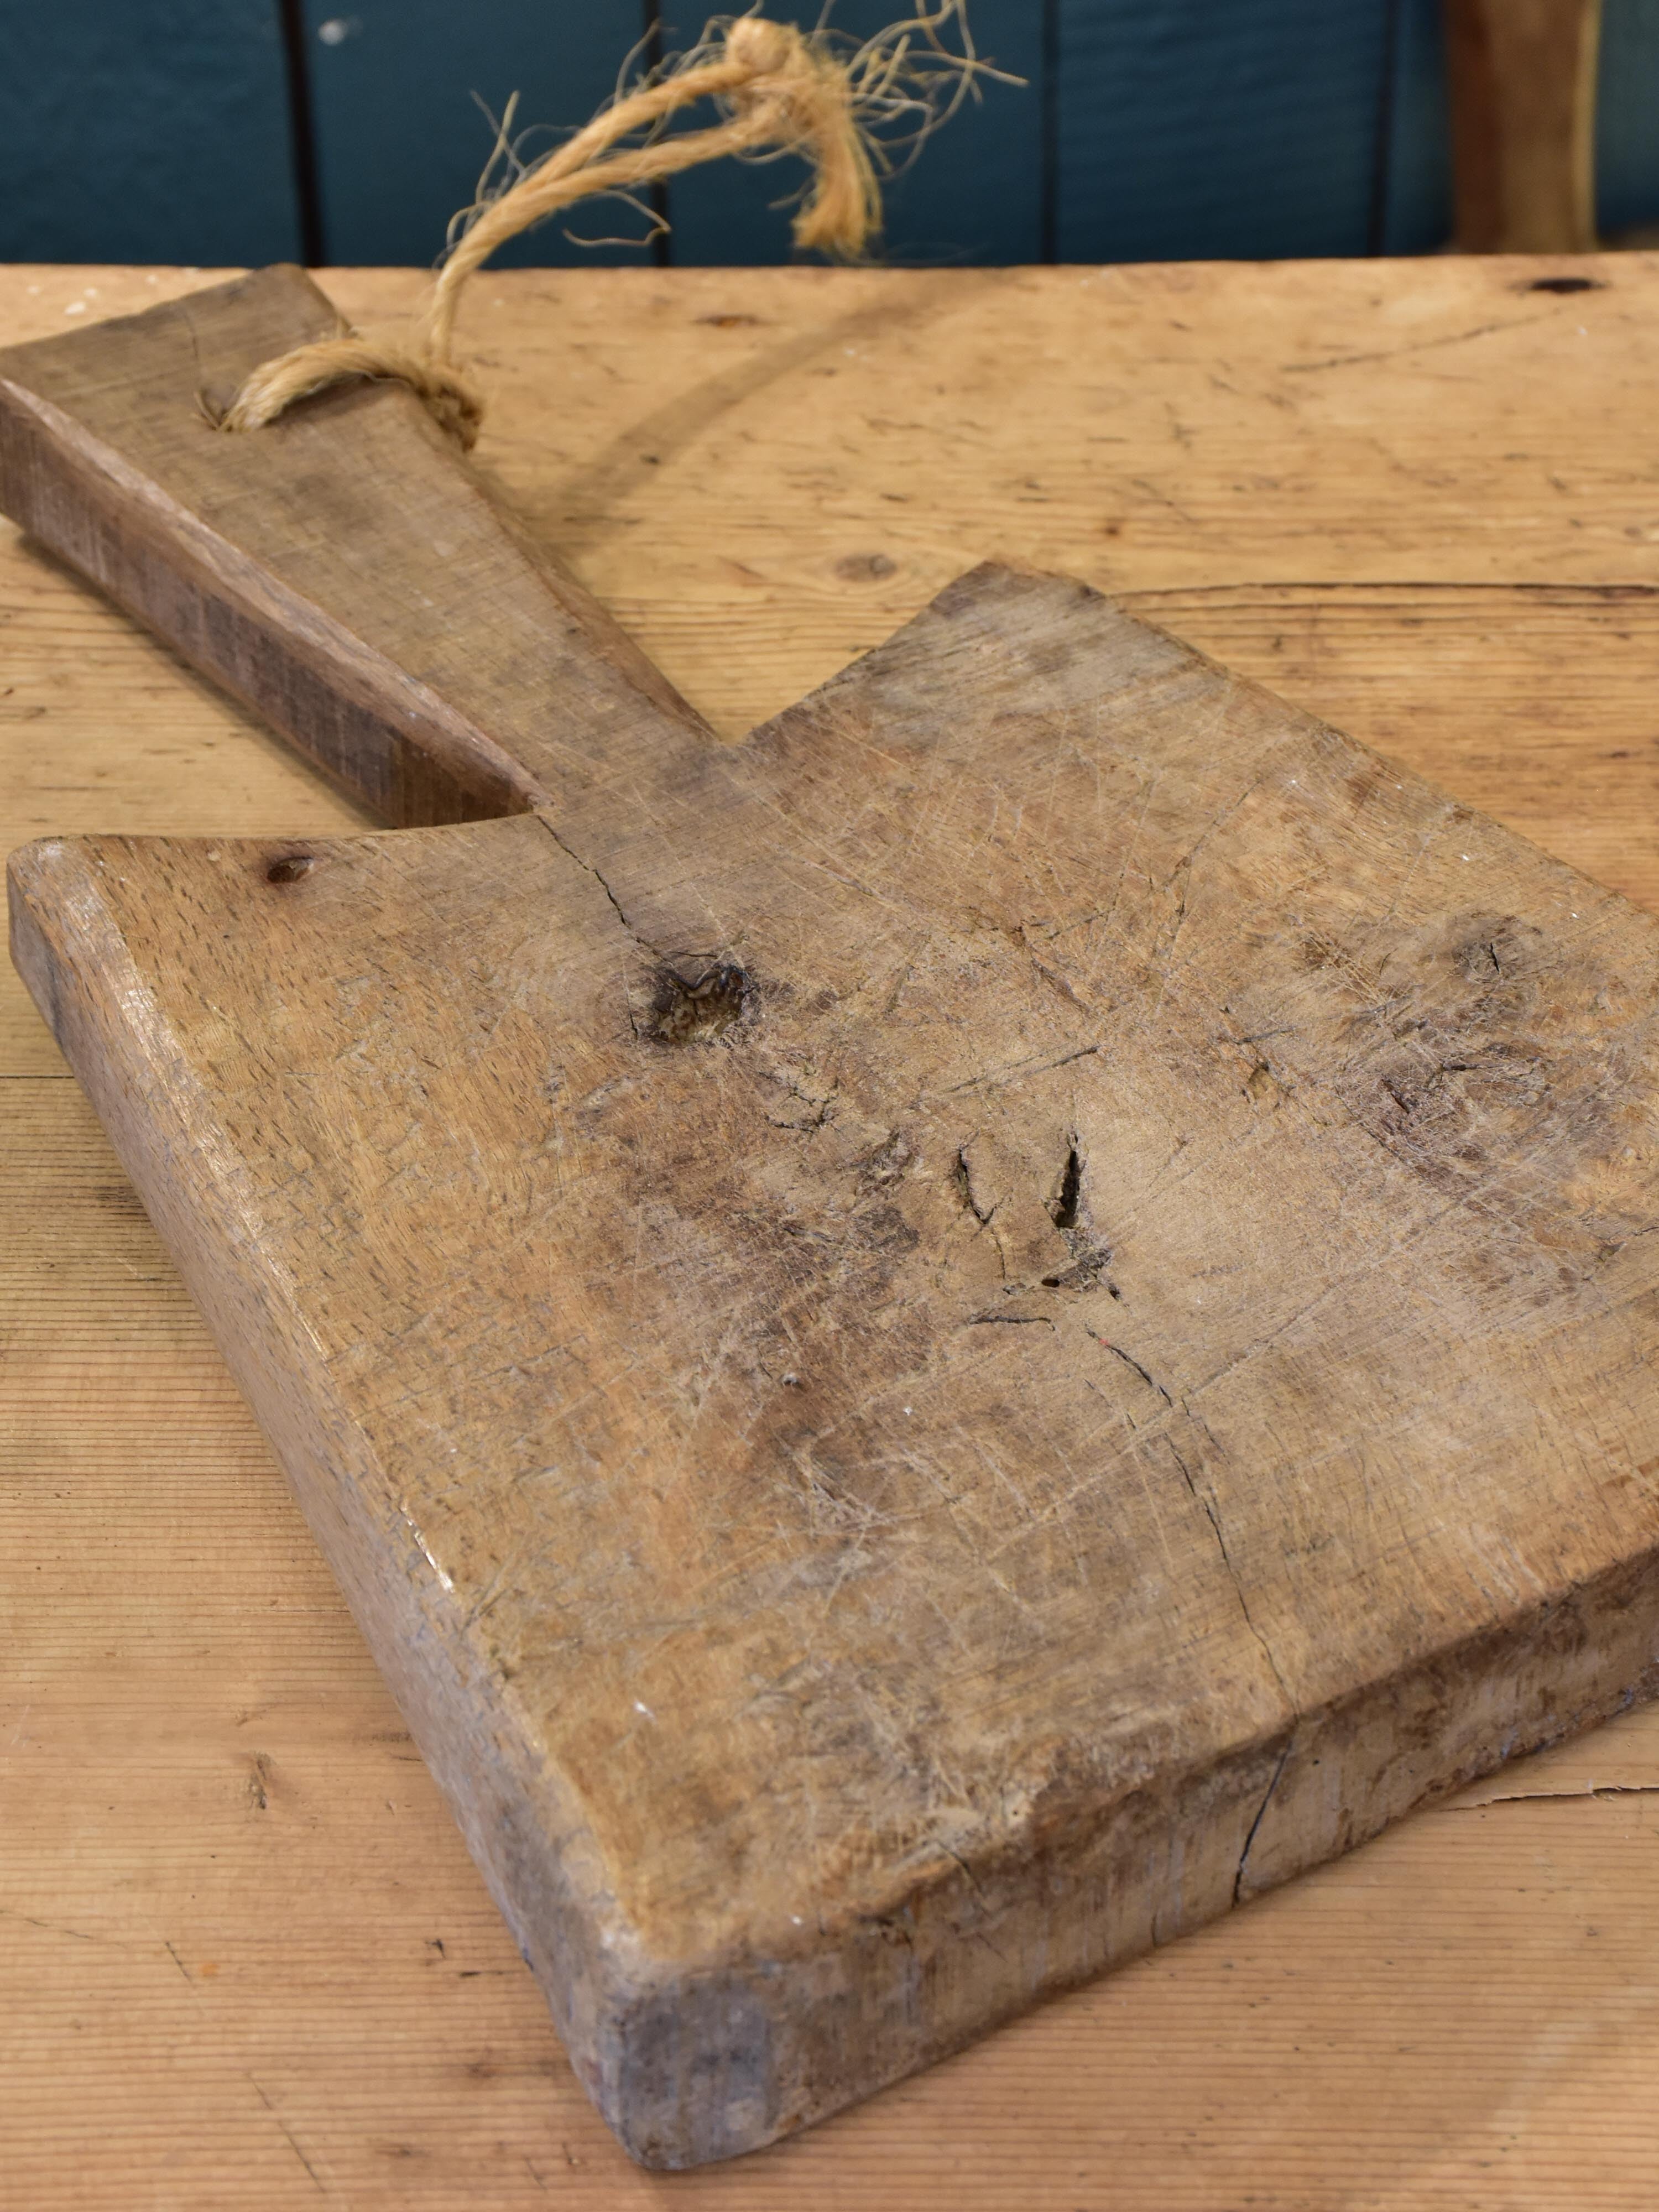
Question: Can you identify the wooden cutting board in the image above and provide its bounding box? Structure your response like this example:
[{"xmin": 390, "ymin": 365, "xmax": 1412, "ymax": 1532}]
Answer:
[{"xmin": 7, "ymin": 265, "xmax": 1659, "ymax": 2170}]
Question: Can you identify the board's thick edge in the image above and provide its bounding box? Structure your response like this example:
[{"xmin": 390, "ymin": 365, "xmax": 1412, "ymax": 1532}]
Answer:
[
  {"xmin": 12, "ymin": 808, "xmax": 1659, "ymax": 2170},
  {"xmin": 5, "ymin": 836, "xmax": 645, "ymax": 2136}
]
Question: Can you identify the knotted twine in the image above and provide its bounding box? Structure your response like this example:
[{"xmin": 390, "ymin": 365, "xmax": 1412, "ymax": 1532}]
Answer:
[{"xmin": 220, "ymin": 9, "xmax": 987, "ymax": 452}]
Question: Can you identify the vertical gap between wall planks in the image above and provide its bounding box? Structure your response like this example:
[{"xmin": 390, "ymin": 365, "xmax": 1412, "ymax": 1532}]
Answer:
[
  {"xmin": 641, "ymin": 6, "xmax": 674, "ymax": 266},
  {"xmin": 1040, "ymin": 0, "xmax": 1060, "ymax": 260},
  {"xmin": 277, "ymin": 0, "xmax": 327, "ymax": 265},
  {"xmin": 1367, "ymin": 0, "xmax": 1404, "ymax": 253}
]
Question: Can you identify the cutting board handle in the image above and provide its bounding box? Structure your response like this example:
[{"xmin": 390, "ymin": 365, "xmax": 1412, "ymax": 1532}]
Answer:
[{"xmin": 0, "ymin": 265, "xmax": 711, "ymax": 828}]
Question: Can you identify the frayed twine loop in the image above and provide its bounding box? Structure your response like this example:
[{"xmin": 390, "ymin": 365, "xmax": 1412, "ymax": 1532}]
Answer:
[
  {"xmin": 217, "ymin": 337, "xmax": 483, "ymax": 447},
  {"xmin": 220, "ymin": 6, "xmax": 995, "ymax": 448}
]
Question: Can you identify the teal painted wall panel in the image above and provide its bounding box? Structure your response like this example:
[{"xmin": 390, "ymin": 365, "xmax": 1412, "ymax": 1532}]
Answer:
[
  {"xmin": 660, "ymin": 2, "xmax": 1046, "ymax": 267},
  {"xmin": 299, "ymin": 1, "xmax": 653, "ymax": 267},
  {"xmin": 1598, "ymin": 0, "xmax": 1659, "ymax": 237},
  {"xmin": 1055, "ymin": 0, "xmax": 1397, "ymax": 261},
  {"xmin": 0, "ymin": 0, "xmax": 301, "ymax": 265},
  {"xmin": 1375, "ymin": 0, "xmax": 1453, "ymax": 255},
  {"xmin": 8, "ymin": 3, "xmax": 1659, "ymax": 272}
]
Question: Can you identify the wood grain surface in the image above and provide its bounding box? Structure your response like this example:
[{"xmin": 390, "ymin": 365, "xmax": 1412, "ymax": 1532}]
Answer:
[{"xmin": 7, "ymin": 255, "xmax": 1659, "ymax": 2205}]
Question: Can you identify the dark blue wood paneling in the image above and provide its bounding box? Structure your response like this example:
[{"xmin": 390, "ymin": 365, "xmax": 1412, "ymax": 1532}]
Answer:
[
  {"xmin": 12, "ymin": 2, "xmax": 1659, "ymax": 272},
  {"xmin": 0, "ymin": 1, "xmax": 301, "ymax": 265},
  {"xmin": 1598, "ymin": 0, "xmax": 1659, "ymax": 238},
  {"xmin": 658, "ymin": 3, "xmax": 1046, "ymax": 267},
  {"xmin": 299, "ymin": 1, "xmax": 649, "ymax": 267},
  {"xmin": 1055, "ymin": 0, "xmax": 1397, "ymax": 262},
  {"xmin": 1376, "ymin": 0, "xmax": 1453, "ymax": 254}
]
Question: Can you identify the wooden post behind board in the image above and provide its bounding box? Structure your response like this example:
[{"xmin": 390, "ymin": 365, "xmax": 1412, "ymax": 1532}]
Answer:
[{"xmin": 1445, "ymin": 0, "xmax": 1603, "ymax": 253}]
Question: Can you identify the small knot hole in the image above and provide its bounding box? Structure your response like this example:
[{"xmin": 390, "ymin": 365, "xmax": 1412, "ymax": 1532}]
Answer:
[{"xmin": 646, "ymin": 963, "xmax": 750, "ymax": 1044}]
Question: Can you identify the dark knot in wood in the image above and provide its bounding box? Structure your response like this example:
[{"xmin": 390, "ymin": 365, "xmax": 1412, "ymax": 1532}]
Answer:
[{"xmin": 645, "ymin": 962, "xmax": 750, "ymax": 1045}]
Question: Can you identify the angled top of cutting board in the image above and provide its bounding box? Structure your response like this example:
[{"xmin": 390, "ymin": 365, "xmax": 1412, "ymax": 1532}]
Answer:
[{"xmin": 16, "ymin": 551, "xmax": 1659, "ymax": 2160}]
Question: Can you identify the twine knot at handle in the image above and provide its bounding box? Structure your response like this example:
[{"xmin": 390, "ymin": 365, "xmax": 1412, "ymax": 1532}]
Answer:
[{"xmin": 216, "ymin": 336, "xmax": 483, "ymax": 447}]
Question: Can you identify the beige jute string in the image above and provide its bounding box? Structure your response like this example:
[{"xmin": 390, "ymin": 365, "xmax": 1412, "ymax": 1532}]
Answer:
[{"xmin": 220, "ymin": 9, "xmax": 990, "ymax": 451}]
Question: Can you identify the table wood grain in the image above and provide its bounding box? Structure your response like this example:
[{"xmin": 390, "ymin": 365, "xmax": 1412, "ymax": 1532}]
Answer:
[{"xmin": 6, "ymin": 254, "xmax": 1659, "ymax": 2209}]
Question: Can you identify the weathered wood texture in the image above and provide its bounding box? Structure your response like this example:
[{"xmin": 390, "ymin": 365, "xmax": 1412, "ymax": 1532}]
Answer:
[
  {"xmin": 11, "ymin": 257, "xmax": 1659, "ymax": 2166},
  {"xmin": 7, "ymin": 258, "xmax": 1659, "ymax": 2203},
  {"xmin": 0, "ymin": 268, "xmax": 703, "ymax": 831},
  {"xmin": 22, "ymin": 538, "xmax": 1659, "ymax": 2156}
]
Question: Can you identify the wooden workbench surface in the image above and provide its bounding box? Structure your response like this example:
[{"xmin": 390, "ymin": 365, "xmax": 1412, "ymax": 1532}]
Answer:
[{"xmin": 6, "ymin": 254, "xmax": 1659, "ymax": 2209}]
